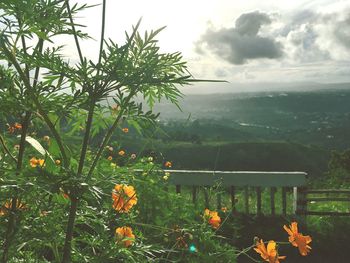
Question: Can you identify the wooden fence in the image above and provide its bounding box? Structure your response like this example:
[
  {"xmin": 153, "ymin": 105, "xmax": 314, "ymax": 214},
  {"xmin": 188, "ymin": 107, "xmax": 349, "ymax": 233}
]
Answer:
[
  {"xmin": 295, "ymin": 188, "xmax": 350, "ymax": 216},
  {"xmin": 161, "ymin": 170, "xmax": 350, "ymax": 217},
  {"xmin": 165, "ymin": 169, "xmax": 307, "ymax": 216}
]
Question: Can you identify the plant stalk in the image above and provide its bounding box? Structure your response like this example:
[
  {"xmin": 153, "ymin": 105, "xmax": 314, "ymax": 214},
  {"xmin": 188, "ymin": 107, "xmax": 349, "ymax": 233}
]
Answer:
[
  {"xmin": 0, "ymin": 41, "xmax": 69, "ymax": 168},
  {"xmin": 61, "ymin": 1, "xmax": 107, "ymax": 261},
  {"xmin": 61, "ymin": 99, "xmax": 95, "ymax": 262},
  {"xmin": 86, "ymin": 90, "xmax": 137, "ymax": 181},
  {"xmin": 1, "ymin": 111, "xmax": 31, "ymax": 263}
]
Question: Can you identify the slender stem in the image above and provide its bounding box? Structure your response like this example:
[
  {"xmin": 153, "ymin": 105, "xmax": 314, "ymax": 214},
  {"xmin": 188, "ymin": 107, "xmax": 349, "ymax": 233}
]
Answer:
[
  {"xmin": 1, "ymin": 112, "xmax": 31, "ymax": 263},
  {"xmin": 61, "ymin": 1, "xmax": 107, "ymax": 261},
  {"xmin": 61, "ymin": 99, "xmax": 95, "ymax": 263},
  {"xmin": 95, "ymin": 0, "xmax": 106, "ymax": 81},
  {"xmin": 0, "ymin": 41, "xmax": 69, "ymax": 168},
  {"xmin": 86, "ymin": 90, "xmax": 137, "ymax": 181},
  {"xmin": 0, "ymin": 134, "xmax": 18, "ymax": 164},
  {"xmin": 31, "ymin": 39, "xmax": 44, "ymax": 88},
  {"xmin": 60, "ymin": 196, "xmax": 78, "ymax": 263},
  {"xmin": 65, "ymin": 0, "xmax": 83, "ymax": 64}
]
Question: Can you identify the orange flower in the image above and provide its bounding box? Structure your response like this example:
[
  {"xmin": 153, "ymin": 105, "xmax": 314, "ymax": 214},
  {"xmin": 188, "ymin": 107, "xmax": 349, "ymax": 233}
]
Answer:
[
  {"xmin": 284, "ymin": 222, "xmax": 312, "ymax": 256},
  {"xmin": 254, "ymin": 239, "xmax": 286, "ymax": 263},
  {"xmin": 118, "ymin": 150, "xmax": 125, "ymax": 156},
  {"xmin": 107, "ymin": 156, "xmax": 113, "ymax": 161},
  {"xmin": 29, "ymin": 157, "xmax": 45, "ymax": 168},
  {"xmin": 14, "ymin": 123, "xmax": 22, "ymax": 129},
  {"xmin": 122, "ymin": 128, "xmax": 129, "ymax": 133},
  {"xmin": 0, "ymin": 199, "xmax": 26, "ymax": 216},
  {"xmin": 112, "ymin": 184, "xmax": 137, "ymax": 213},
  {"xmin": 7, "ymin": 123, "xmax": 22, "ymax": 133},
  {"xmin": 204, "ymin": 209, "xmax": 221, "ymax": 229},
  {"xmin": 165, "ymin": 161, "xmax": 172, "ymax": 168},
  {"xmin": 221, "ymin": 207, "xmax": 228, "ymax": 213},
  {"xmin": 115, "ymin": 226, "xmax": 135, "ymax": 247}
]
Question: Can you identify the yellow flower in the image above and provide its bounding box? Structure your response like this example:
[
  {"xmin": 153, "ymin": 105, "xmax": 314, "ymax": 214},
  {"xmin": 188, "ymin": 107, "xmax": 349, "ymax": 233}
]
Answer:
[
  {"xmin": 107, "ymin": 156, "xmax": 113, "ymax": 161},
  {"xmin": 115, "ymin": 226, "xmax": 135, "ymax": 247},
  {"xmin": 55, "ymin": 159, "xmax": 61, "ymax": 165},
  {"xmin": 43, "ymin": 135, "xmax": 50, "ymax": 142},
  {"xmin": 112, "ymin": 184, "xmax": 137, "ymax": 213},
  {"xmin": 254, "ymin": 239, "xmax": 286, "ymax": 263},
  {"xmin": 284, "ymin": 222, "xmax": 312, "ymax": 256},
  {"xmin": 29, "ymin": 157, "xmax": 45, "ymax": 168},
  {"xmin": 165, "ymin": 161, "xmax": 172, "ymax": 168},
  {"xmin": 204, "ymin": 209, "xmax": 221, "ymax": 229},
  {"xmin": 118, "ymin": 150, "xmax": 125, "ymax": 156},
  {"xmin": 122, "ymin": 128, "xmax": 129, "ymax": 133}
]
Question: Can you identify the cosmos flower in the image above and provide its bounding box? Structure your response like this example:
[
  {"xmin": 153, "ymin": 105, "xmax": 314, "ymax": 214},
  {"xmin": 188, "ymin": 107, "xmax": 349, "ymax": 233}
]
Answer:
[
  {"xmin": 115, "ymin": 226, "xmax": 135, "ymax": 247},
  {"xmin": 30, "ymin": 157, "xmax": 45, "ymax": 168},
  {"xmin": 204, "ymin": 209, "xmax": 221, "ymax": 229},
  {"xmin": 0, "ymin": 199, "xmax": 26, "ymax": 216},
  {"xmin": 254, "ymin": 239, "xmax": 286, "ymax": 263},
  {"xmin": 284, "ymin": 222, "xmax": 312, "ymax": 256},
  {"xmin": 165, "ymin": 161, "xmax": 172, "ymax": 168},
  {"xmin": 112, "ymin": 184, "xmax": 137, "ymax": 213}
]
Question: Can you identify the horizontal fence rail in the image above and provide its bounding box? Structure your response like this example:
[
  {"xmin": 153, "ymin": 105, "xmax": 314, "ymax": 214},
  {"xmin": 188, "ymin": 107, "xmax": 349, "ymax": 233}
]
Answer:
[
  {"xmin": 296, "ymin": 188, "xmax": 350, "ymax": 216},
  {"xmin": 166, "ymin": 170, "xmax": 307, "ymax": 187}
]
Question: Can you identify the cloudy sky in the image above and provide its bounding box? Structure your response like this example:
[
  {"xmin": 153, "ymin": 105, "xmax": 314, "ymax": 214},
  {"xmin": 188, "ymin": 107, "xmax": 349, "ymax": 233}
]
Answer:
[{"xmin": 70, "ymin": 0, "xmax": 350, "ymax": 92}]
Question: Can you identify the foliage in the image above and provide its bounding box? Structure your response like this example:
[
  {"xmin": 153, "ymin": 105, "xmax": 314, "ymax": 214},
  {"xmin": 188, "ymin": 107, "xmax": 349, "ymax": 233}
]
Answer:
[{"xmin": 0, "ymin": 1, "xmax": 237, "ymax": 262}]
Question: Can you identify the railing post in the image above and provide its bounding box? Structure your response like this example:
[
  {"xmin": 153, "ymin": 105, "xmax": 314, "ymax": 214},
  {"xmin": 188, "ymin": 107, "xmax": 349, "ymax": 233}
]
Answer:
[
  {"xmin": 203, "ymin": 187, "xmax": 209, "ymax": 208},
  {"xmin": 230, "ymin": 186, "xmax": 236, "ymax": 212},
  {"xmin": 256, "ymin": 187, "xmax": 262, "ymax": 216},
  {"xmin": 176, "ymin": 185, "xmax": 181, "ymax": 194},
  {"xmin": 296, "ymin": 187, "xmax": 307, "ymax": 217},
  {"xmin": 244, "ymin": 186, "xmax": 249, "ymax": 214},
  {"xmin": 192, "ymin": 186, "xmax": 197, "ymax": 204},
  {"xmin": 282, "ymin": 187, "xmax": 287, "ymax": 216}
]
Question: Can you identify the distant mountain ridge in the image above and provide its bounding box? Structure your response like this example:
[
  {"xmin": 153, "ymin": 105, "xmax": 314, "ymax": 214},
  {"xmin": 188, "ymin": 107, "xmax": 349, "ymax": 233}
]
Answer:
[{"xmin": 179, "ymin": 82, "xmax": 350, "ymax": 94}]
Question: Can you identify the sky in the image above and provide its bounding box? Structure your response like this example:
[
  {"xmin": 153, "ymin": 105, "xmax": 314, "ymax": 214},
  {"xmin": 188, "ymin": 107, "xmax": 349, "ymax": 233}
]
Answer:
[{"xmin": 68, "ymin": 0, "xmax": 350, "ymax": 93}]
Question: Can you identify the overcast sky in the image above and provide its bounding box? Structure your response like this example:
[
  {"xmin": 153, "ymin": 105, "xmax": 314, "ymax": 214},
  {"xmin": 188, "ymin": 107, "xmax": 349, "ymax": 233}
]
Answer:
[{"xmin": 68, "ymin": 0, "xmax": 350, "ymax": 92}]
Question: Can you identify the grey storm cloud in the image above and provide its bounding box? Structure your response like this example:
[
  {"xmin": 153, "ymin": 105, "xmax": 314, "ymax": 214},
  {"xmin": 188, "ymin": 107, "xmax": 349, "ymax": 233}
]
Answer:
[
  {"xmin": 334, "ymin": 15, "xmax": 350, "ymax": 49},
  {"xmin": 196, "ymin": 11, "xmax": 283, "ymax": 65}
]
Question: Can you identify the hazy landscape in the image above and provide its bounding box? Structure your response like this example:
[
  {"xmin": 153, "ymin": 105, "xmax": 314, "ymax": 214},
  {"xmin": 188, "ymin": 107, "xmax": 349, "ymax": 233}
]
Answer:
[{"xmin": 120, "ymin": 86, "xmax": 350, "ymax": 179}]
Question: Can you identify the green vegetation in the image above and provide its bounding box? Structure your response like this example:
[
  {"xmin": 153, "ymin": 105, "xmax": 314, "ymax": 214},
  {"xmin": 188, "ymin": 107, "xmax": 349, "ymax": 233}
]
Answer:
[{"xmin": 1, "ymin": 1, "xmax": 350, "ymax": 263}]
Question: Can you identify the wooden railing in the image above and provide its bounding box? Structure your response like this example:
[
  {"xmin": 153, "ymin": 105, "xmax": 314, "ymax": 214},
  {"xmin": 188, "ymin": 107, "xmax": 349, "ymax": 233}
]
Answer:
[
  {"xmin": 164, "ymin": 169, "xmax": 307, "ymax": 216},
  {"xmin": 296, "ymin": 188, "xmax": 350, "ymax": 216}
]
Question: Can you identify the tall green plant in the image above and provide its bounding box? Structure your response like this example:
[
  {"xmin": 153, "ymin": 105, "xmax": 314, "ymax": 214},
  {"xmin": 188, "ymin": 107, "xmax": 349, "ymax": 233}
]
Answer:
[{"xmin": 0, "ymin": 0, "xmax": 203, "ymax": 262}]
